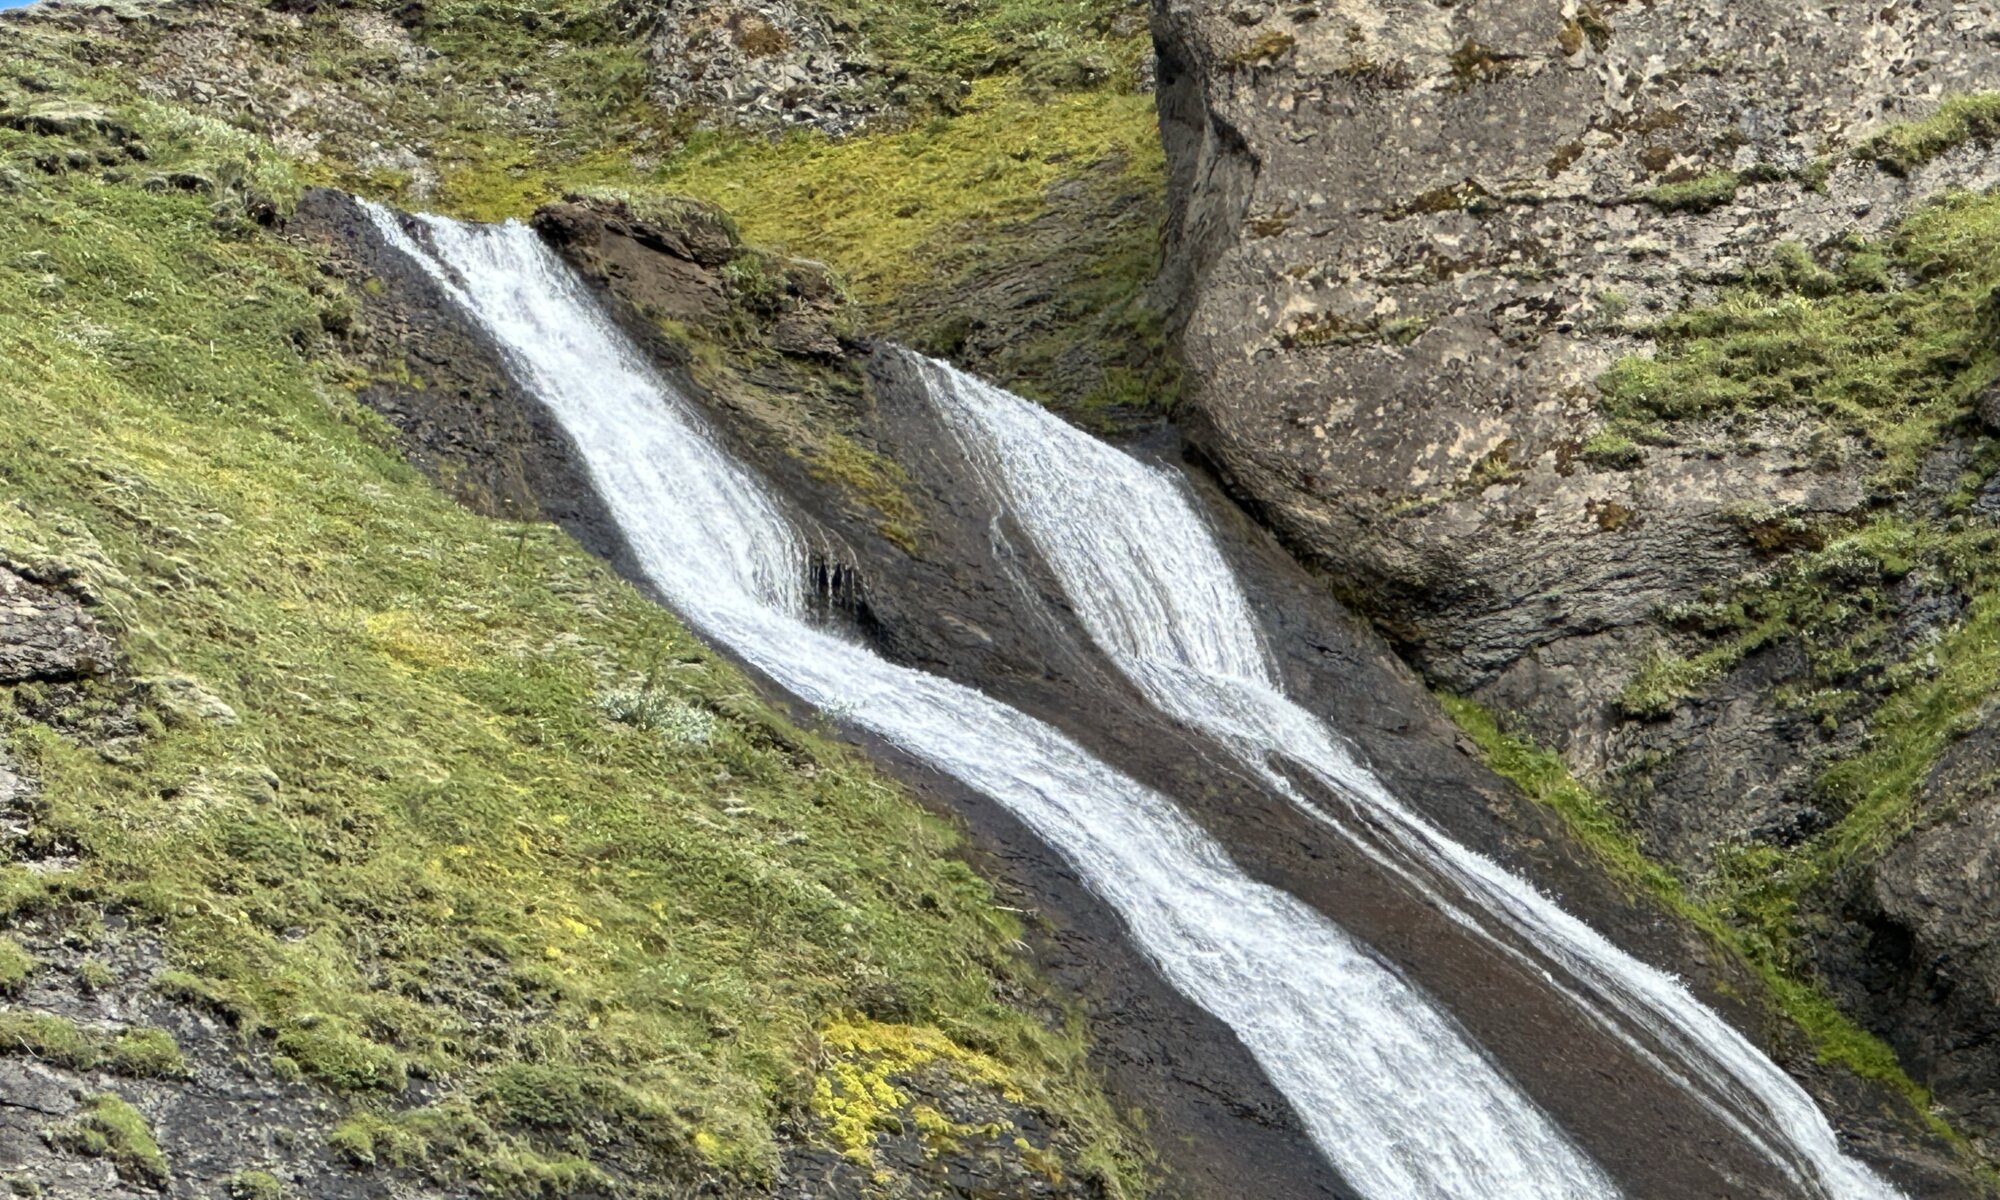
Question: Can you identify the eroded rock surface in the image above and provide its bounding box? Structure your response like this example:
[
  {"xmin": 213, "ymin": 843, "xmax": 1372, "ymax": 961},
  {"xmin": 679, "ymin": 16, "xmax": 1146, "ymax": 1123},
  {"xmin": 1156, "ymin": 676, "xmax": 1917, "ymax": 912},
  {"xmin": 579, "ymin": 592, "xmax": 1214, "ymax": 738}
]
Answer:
[
  {"xmin": 0, "ymin": 566, "xmax": 114, "ymax": 686},
  {"xmin": 1154, "ymin": 0, "xmax": 2000, "ymax": 730},
  {"xmin": 631, "ymin": 0, "xmax": 933, "ymax": 134}
]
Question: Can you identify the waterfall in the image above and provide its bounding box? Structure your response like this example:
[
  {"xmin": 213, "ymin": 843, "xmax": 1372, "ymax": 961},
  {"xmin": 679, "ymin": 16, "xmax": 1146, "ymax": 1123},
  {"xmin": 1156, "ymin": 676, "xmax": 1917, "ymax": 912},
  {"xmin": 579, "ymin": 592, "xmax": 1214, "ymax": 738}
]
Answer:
[
  {"xmin": 360, "ymin": 203, "xmax": 1622, "ymax": 1200},
  {"xmin": 908, "ymin": 352, "xmax": 1907, "ymax": 1200}
]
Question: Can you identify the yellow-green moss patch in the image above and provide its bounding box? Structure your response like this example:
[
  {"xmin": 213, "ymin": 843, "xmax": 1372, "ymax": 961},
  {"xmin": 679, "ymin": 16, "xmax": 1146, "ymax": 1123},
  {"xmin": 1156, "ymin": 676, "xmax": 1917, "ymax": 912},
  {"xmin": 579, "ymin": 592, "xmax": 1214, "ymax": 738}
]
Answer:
[
  {"xmin": 0, "ymin": 937, "xmax": 34, "ymax": 991},
  {"xmin": 55, "ymin": 1094, "xmax": 169, "ymax": 1189},
  {"xmin": 660, "ymin": 78, "xmax": 1163, "ymax": 301}
]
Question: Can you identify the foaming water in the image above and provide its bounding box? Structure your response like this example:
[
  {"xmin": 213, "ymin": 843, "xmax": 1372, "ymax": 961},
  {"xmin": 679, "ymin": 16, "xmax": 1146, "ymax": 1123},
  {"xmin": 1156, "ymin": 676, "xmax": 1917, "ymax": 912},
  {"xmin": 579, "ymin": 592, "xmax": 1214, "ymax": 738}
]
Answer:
[
  {"xmin": 361, "ymin": 203, "xmax": 1620, "ymax": 1200},
  {"xmin": 910, "ymin": 352, "xmax": 1905, "ymax": 1200}
]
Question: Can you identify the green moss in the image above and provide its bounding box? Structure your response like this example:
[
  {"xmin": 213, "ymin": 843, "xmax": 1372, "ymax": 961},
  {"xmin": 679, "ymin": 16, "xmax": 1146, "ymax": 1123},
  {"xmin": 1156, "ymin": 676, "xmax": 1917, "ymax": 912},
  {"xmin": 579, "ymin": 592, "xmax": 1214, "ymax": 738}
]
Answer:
[
  {"xmin": 1637, "ymin": 170, "xmax": 1740, "ymax": 212},
  {"xmin": 0, "ymin": 1011, "xmax": 186, "ymax": 1077},
  {"xmin": 802, "ymin": 434, "xmax": 924, "ymax": 552},
  {"xmin": 0, "ymin": 867, "xmax": 50, "ymax": 919},
  {"xmin": 329, "ymin": 1101, "xmax": 607, "ymax": 1195},
  {"xmin": 0, "ymin": 937, "xmax": 34, "ymax": 992},
  {"xmin": 1616, "ymin": 645, "xmax": 1737, "ymax": 718},
  {"xmin": 110, "ymin": 1026, "xmax": 190, "ymax": 1078},
  {"xmin": 1858, "ymin": 93, "xmax": 2000, "ymax": 176},
  {"xmin": 0, "ymin": 74, "xmax": 1146, "ymax": 1196},
  {"xmin": 274, "ymin": 1025, "xmax": 408, "ymax": 1094},
  {"xmin": 55, "ymin": 1094, "xmax": 169, "ymax": 1189},
  {"xmin": 1599, "ymin": 192, "xmax": 2000, "ymax": 483},
  {"xmin": 0, "ymin": 1011, "xmax": 98, "ymax": 1069},
  {"xmin": 1577, "ymin": 430, "xmax": 1642, "ymax": 470},
  {"xmin": 225, "ymin": 1170, "xmax": 285, "ymax": 1200}
]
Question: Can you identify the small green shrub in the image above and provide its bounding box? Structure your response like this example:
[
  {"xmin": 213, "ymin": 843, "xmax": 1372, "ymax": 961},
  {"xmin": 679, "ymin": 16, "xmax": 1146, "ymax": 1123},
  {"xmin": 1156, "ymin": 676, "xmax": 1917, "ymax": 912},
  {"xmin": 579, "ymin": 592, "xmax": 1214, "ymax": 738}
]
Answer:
[
  {"xmin": 56, "ymin": 1094, "xmax": 168, "ymax": 1189},
  {"xmin": 0, "ymin": 938, "xmax": 34, "ymax": 992},
  {"xmin": 597, "ymin": 687, "xmax": 719, "ymax": 747},
  {"xmin": 225, "ymin": 1170, "xmax": 284, "ymax": 1200},
  {"xmin": 76, "ymin": 959, "xmax": 114, "ymax": 994}
]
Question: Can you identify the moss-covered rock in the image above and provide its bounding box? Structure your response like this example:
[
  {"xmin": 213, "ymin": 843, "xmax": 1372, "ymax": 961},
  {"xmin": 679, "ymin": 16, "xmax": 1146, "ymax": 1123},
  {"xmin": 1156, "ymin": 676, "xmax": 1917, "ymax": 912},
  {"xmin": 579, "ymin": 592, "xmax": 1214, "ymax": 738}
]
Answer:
[{"xmin": 54, "ymin": 1095, "xmax": 170, "ymax": 1190}]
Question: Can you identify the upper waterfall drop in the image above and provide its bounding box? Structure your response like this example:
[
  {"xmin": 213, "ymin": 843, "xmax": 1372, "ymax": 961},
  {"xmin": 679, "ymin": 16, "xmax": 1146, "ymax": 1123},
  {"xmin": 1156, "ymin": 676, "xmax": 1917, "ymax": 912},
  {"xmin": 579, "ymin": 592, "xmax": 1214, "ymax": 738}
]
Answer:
[
  {"xmin": 359, "ymin": 201, "xmax": 1625, "ymax": 1200},
  {"xmin": 906, "ymin": 350, "xmax": 1908, "ymax": 1200}
]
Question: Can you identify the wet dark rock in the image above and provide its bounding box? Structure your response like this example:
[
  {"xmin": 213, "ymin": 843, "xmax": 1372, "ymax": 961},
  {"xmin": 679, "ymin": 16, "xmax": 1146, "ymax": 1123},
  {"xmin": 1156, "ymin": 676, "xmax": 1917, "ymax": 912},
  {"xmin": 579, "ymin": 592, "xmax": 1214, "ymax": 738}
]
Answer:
[
  {"xmin": 533, "ymin": 198, "xmax": 734, "ymax": 326},
  {"xmin": 1978, "ymin": 381, "xmax": 2000, "ymax": 436},
  {"xmin": 1816, "ymin": 713, "xmax": 2000, "ymax": 1143}
]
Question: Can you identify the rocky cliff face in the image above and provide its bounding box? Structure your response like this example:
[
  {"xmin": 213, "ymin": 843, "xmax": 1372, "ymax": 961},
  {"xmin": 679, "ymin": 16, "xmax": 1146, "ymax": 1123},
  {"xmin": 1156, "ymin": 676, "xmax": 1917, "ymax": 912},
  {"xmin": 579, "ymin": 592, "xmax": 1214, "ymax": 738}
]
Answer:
[
  {"xmin": 1155, "ymin": 0, "xmax": 2000, "ymax": 1168},
  {"xmin": 1155, "ymin": 0, "xmax": 2000, "ymax": 720}
]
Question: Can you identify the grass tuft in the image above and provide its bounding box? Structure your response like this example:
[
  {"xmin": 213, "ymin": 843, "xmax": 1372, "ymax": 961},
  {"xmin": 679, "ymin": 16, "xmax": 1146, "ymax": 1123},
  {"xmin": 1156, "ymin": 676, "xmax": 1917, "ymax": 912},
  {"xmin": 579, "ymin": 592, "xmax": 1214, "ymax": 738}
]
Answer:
[
  {"xmin": 1637, "ymin": 170, "xmax": 1740, "ymax": 213},
  {"xmin": 0, "ymin": 937, "xmax": 34, "ymax": 992},
  {"xmin": 55, "ymin": 1094, "xmax": 169, "ymax": 1189},
  {"xmin": 1858, "ymin": 93, "xmax": 2000, "ymax": 176}
]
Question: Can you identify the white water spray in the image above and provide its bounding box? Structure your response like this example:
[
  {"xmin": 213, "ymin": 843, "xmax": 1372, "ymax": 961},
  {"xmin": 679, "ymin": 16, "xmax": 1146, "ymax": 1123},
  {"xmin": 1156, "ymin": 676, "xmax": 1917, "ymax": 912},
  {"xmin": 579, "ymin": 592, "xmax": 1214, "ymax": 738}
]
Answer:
[
  {"xmin": 362, "ymin": 204, "xmax": 1621, "ymax": 1200},
  {"xmin": 910, "ymin": 353, "xmax": 1906, "ymax": 1200}
]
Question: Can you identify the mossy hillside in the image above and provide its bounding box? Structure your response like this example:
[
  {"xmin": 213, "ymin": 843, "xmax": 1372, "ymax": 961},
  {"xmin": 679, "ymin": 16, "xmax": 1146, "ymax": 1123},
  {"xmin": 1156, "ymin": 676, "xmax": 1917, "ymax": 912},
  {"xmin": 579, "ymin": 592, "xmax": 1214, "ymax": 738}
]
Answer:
[
  {"xmin": 0, "ymin": 94, "xmax": 1146, "ymax": 1192},
  {"xmin": 10, "ymin": 0, "xmax": 1171, "ymax": 425},
  {"xmin": 5, "ymin": 0, "xmax": 658, "ymax": 220},
  {"xmin": 656, "ymin": 72, "xmax": 1174, "ymax": 425}
]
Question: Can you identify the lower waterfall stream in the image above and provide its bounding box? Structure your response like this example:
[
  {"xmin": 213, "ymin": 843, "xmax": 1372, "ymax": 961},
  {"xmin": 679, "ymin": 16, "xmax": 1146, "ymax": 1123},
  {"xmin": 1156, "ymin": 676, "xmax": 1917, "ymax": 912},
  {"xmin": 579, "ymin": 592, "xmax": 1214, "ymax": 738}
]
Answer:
[
  {"xmin": 909, "ymin": 355, "xmax": 1906, "ymax": 1200},
  {"xmin": 359, "ymin": 201, "xmax": 1903, "ymax": 1199}
]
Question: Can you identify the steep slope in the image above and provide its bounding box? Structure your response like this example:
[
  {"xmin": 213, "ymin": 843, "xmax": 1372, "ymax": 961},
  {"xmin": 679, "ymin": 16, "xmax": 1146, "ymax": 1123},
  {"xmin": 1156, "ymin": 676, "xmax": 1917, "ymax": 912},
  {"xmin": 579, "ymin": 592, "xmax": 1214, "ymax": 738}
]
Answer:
[{"xmin": 0, "ymin": 21, "xmax": 1156, "ymax": 1199}]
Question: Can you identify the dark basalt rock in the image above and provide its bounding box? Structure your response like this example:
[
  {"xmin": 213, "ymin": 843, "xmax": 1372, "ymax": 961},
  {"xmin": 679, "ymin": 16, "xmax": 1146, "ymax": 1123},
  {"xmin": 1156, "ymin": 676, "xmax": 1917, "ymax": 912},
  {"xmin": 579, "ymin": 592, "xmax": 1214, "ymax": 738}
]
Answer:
[
  {"xmin": 0, "ymin": 566, "xmax": 115, "ymax": 686},
  {"xmin": 1815, "ymin": 711, "xmax": 2000, "ymax": 1147}
]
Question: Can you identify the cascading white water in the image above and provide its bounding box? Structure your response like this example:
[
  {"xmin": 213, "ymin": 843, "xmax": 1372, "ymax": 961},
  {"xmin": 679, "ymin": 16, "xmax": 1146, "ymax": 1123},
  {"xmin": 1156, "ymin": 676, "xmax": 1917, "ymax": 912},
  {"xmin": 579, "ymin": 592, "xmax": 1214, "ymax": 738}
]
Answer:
[
  {"xmin": 910, "ymin": 353, "xmax": 1908, "ymax": 1200},
  {"xmin": 361, "ymin": 203, "xmax": 1623, "ymax": 1200}
]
